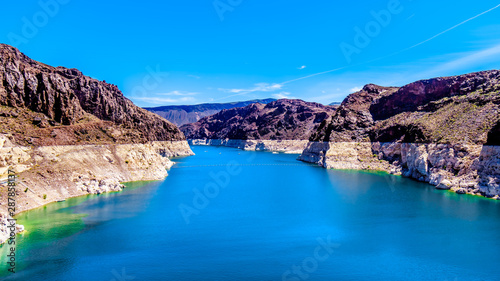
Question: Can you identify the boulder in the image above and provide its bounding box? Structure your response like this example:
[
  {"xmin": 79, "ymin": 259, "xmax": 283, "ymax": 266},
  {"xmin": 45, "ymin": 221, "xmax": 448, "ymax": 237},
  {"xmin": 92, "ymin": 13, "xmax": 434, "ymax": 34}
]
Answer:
[{"xmin": 436, "ymin": 180, "xmax": 452, "ymax": 190}]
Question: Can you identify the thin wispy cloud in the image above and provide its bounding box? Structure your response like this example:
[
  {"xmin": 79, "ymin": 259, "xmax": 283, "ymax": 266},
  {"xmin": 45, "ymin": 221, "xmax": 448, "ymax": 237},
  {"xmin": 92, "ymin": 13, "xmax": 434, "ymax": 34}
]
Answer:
[
  {"xmin": 130, "ymin": 96, "xmax": 196, "ymax": 105},
  {"xmin": 217, "ymin": 83, "xmax": 283, "ymax": 100},
  {"xmin": 214, "ymin": 3, "xmax": 500, "ymax": 102},
  {"xmin": 298, "ymin": 65, "xmax": 307, "ymax": 70},
  {"xmin": 349, "ymin": 86, "xmax": 362, "ymax": 93},
  {"xmin": 404, "ymin": 3, "xmax": 500, "ymax": 52},
  {"xmin": 308, "ymin": 86, "xmax": 364, "ymax": 104},
  {"xmin": 355, "ymin": 3, "xmax": 500, "ymax": 67},
  {"xmin": 282, "ymin": 66, "xmax": 350, "ymax": 85},
  {"xmin": 272, "ymin": 91, "xmax": 294, "ymax": 99},
  {"xmin": 418, "ymin": 43, "xmax": 500, "ymax": 78},
  {"xmin": 156, "ymin": 91, "xmax": 199, "ymax": 96},
  {"xmin": 282, "ymin": 3, "xmax": 500, "ymax": 86},
  {"xmin": 308, "ymin": 93, "xmax": 346, "ymax": 104},
  {"xmin": 219, "ymin": 83, "xmax": 283, "ymax": 93}
]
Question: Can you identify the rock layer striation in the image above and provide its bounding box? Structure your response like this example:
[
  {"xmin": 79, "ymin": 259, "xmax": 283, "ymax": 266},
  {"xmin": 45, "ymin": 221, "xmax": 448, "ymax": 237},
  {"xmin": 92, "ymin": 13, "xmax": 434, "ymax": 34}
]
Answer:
[{"xmin": 301, "ymin": 70, "xmax": 500, "ymax": 198}]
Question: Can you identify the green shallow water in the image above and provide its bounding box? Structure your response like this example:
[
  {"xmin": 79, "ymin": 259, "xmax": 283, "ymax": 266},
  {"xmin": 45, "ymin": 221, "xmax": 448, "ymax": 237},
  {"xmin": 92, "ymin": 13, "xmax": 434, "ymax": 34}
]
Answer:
[
  {"xmin": 0, "ymin": 182, "xmax": 150, "ymax": 276},
  {"xmin": 1, "ymin": 145, "xmax": 499, "ymax": 280}
]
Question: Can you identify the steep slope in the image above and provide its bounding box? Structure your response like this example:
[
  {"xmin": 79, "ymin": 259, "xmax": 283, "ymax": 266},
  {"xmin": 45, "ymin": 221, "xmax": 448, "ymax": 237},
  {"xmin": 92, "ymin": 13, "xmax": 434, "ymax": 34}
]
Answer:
[
  {"xmin": 302, "ymin": 70, "xmax": 500, "ymax": 198},
  {"xmin": 311, "ymin": 84, "xmax": 399, "ymax": 142},
  {"xmin": 312, "ymin": 70, "xmax": 500, "ymax": 145},
  {"xmin": 181, "ymin": 99, "xmax": 336, "ymax": 140},
  {"xmin": 0, "ymin": 44, "xmax": 184, "ymax": 145},
  {"xmin": 0, "ymin": 44, "xmax": 193, "ymax": 244},
  {"xmin": 144, "ymin": 99, "xmax": 276, "ymax": 126}
]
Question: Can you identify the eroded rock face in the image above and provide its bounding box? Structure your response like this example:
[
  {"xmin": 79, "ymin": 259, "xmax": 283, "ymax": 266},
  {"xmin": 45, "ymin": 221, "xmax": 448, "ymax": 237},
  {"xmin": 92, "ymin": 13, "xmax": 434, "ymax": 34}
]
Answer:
[
  {"xmin": 0, "ymin": 134, "xmax": 30, "ymax": 175},
  {"xmin": 312, "ymin": 84, "xmax": 399, "ymax": 142},
  {"xmin": 312, "ymin": 70, "xmax": 500, "ymax": 145},
  {"xmin": 1, "ymin": 138, "xmax": 194, "ymax": 214},
  {"xmin": 0, "ymin": 138, "xmax": 194, "ymax": 244},
  {"xmin": 299, "ymin": 141, "xmax": 500, "ymax": 198},
  {"xmin": 371, "ymin": 71, "xmax": 500, "ymax": 121},
  {"xmin": 145, "ymin": 99, "xmax": 276, "ymax": 126},
  {"xmin": 302, "ymin": 70, "xmax": 500, "ymax": 197},
  {"xmin": 0, "ymin": 44, "xmax": 195, "ymax": 244},
  {"xmin": 0, "ymin": 44, "xmax": 185, "ymax": 143},
  {"xmin": 181, "ymin": 99, "xmax": 336, "ymax": 141}
]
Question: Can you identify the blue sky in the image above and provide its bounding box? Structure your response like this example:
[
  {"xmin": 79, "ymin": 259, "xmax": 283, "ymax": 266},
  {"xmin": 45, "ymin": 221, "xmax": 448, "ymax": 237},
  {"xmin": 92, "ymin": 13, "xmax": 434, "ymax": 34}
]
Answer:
[{"xmin": 1, "ymin": 0, "xmax": 500, "ymax": 106}]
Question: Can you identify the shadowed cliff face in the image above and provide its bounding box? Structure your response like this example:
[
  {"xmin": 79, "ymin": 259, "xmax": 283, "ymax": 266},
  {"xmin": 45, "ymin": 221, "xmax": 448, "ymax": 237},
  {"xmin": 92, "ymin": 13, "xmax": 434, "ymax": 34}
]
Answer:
[
  {"xmin": 0, "ymin": 44, "xmax": 185, "ymax": 144},
  {"xmin": 487, "ymin": 122, "xmax": 500, "ymax": 145},
  {"xmin": 313, "ymin": 70, "xmax": 500, "ymax": 145},
  {"xmin": 180, "ymin": 99, "xmax": 337, "ymax": 140}
]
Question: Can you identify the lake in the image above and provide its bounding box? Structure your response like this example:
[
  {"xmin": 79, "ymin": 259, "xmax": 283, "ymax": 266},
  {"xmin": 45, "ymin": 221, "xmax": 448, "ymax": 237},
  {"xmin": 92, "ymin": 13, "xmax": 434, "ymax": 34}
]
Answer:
[{"xmin": 1, "ymin": 145, "xmax": 500, "ymax": 280}]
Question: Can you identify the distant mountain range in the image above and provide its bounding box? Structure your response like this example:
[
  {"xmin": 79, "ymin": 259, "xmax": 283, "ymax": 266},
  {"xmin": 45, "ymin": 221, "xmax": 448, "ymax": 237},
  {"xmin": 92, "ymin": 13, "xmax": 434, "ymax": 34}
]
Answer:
[{"xmin": 144, "ymin": 99, "xmax": 276, "ymax": 126}]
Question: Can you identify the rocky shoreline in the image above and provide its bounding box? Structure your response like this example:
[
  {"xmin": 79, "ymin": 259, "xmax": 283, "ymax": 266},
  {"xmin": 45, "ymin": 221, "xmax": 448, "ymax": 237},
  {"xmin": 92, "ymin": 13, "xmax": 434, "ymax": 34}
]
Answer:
[
  {"xmin": 0, "ymin": 44, "xmax": 197, "ymax": 245},
  {"xmin": 189, "ymin": 139, "xmax": 310, "ymax": 154},
  {"xmin": 190, "ymin": 138, "xmax": 500, "ymax": 199},
  {"xmin": 299, "ymin": 141, "xmax": 500, "ymax": 199},
  {"xmin": 0, "ymin": 138, "xmax": 194, "ymax": 244}
]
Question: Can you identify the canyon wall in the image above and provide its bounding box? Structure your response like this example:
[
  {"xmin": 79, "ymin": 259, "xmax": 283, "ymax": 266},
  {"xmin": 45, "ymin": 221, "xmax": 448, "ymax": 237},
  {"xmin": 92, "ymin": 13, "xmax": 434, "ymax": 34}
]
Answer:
[
  {"xmin": 0, "ymin": 44, "xmax": 195, "ymax": 244},
  {"xmin": 300, "ymin": 70, "xmax": 500, "ymax": 198},
  {"xmin": 145, "ymin": 99, "xmax": 276, "ymax": 126},
  {"xmin": 181, "ymin": 99, "xmax": 336, "ymax": 141},
  {"xmin": 189, "ymin": 139, "xmax": 309, "ymax": 154},
  {"xmin": 299, "ymin": 142, "xmax": 500, "ymax": 198},
  {"xmin": 0, "ymin": 134, "xmax": 193, "ymax": 244}
]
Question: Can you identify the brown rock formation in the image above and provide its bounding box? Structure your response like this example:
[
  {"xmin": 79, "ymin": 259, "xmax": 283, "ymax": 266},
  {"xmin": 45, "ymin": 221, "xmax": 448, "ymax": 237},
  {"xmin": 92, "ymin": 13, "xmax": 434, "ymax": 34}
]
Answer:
[
  {"xmin": 313, "ymin": 70, "xmax": 500, "ymax": 145},
  {"xmin": 144, "ymin": 99, "xmax": 276, "ymax": 126},
  {"xmin": 180, "ymin": 99, "xmax": 337, "ymax": 141},
  {"xmin": 302, "ymin": 70, "xmax": 500, "ymax": 198},
  {"xmin": 0, "ymin": 44, "xmax": 185, "ymax": 145}
]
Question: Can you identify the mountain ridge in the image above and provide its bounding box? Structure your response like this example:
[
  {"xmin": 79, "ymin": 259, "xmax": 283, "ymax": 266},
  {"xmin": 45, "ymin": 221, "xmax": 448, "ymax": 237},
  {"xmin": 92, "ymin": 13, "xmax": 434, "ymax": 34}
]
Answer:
[
  {"xmin": 0, "ymin": 44, "xmax": 193, "ymax": 243},
  {"xmin": 299, "ymin": 69, "xmax": 500, "ymax": 198},
  {"xmin": 180, "ymin": 99, "xmax": 337, "ymax": 141},
  {"xmin": 313, "ymin": 70, "xmax": 500, "ymax": 145},
  {"xmin": 0, "ymin": 43, "xmax": 185, "ymax": 146},
  {"xmin": 144, "ymin": 99, "xmax": 276, "ymax": 126}
]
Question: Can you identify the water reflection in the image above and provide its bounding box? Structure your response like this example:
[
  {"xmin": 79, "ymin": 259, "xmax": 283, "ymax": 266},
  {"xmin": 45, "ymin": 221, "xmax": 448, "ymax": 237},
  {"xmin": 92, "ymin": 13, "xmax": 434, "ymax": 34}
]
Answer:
[{"xmin": 1, "ymin": 146, "xmax": 499, "ymax": 280}]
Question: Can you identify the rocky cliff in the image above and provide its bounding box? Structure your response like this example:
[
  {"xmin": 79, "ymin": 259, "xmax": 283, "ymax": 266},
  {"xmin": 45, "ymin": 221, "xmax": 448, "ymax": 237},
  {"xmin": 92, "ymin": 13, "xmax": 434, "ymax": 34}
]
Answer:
[
  {"xmin": 145, "ymin": 99, "xmax": 276, "ymax": 126},
  {"xmin": 0, "ymin": 44, "xmax": 185, "ymax": 145},
  {"xmin": 0, "ymin": 44, "xmax": 194, "ymax": 244},
  {"xmin": 312, "ymin": 71, "xmax": 500, "ymax": 144},
  {"xmin": 181, "ymin": 99, "xmax": 337, "ymax": 142},
  {"xmin": 300, "ymin": 70, "xmax": 500, "ymax": 198},
  {"xmin": 0, "ymin": 133, "xmax": 193, "ymax": 244}
]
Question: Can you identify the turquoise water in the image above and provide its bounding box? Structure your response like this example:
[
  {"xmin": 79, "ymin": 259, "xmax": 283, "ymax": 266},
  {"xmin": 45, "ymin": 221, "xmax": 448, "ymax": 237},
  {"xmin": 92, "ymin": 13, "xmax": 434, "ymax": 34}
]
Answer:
[{"xmin": 1, "ymin": 145, "xmax": 500, "ymax": 280}]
